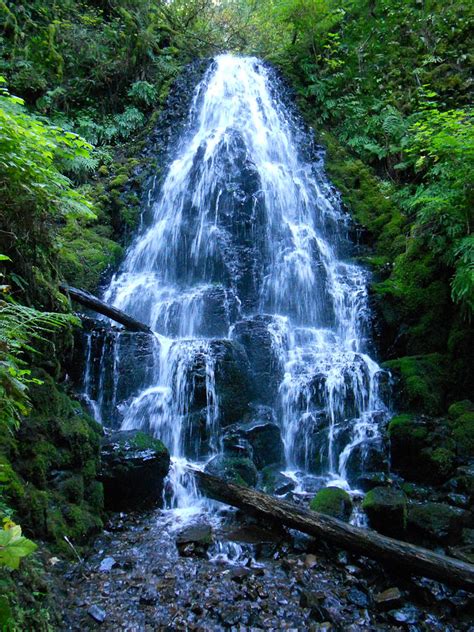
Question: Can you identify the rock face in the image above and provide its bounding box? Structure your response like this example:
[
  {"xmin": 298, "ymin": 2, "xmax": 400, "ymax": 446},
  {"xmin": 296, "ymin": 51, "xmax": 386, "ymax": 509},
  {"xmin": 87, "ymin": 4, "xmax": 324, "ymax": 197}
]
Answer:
[{"xmin": 100, "ymin": 430, "xmax": 170, "ymax": 510}]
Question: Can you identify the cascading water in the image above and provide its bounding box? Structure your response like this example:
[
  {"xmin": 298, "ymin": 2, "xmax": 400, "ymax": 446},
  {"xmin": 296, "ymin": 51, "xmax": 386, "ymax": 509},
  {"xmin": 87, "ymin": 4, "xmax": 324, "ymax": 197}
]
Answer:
[{"xmin": 84, "ymin": 54, "xmax": 390, "ymax": 509}]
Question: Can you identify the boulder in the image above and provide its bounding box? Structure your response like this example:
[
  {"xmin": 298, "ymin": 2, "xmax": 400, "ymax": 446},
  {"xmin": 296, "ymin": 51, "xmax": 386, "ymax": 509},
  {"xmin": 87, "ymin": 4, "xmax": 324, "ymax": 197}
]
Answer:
[
  {"xmin": 309, "ymin": 487, "xmax": 353, "ymax": 522},
  {"xmin": 407, "ymin": 501, "xmax": 470, "ymax": 544},
  {"xmin": 223, "ymin": 406, "xmax": 285, "ymax": 470},
  {"xmin": 361, "ymin": 486, "xmax": 407, "ymax": 537},
  {"xmin": 260, "ymin": 465, "xmax": 295, "ymax": 495},
  {"xmin": 176, "ymin": 523, "xmax": 213, "ymax": 558},
  {"xmin": 388, "ymin": 414, "xmax": 429, "ymax": 480},
  {"xmin": 205, "ymin": 454, "xmax": 258, "ymax": 487},
  {"xmin": 100, "ymin": 430, "xmax": 170, "ymax": 510}
]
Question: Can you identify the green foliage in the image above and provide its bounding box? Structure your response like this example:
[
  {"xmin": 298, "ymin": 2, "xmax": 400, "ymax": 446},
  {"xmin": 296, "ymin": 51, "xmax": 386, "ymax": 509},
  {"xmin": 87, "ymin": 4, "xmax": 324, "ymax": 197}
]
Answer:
[{"xmin": 0, "ymin": 522, "xmax": 37, "ymax": 570}]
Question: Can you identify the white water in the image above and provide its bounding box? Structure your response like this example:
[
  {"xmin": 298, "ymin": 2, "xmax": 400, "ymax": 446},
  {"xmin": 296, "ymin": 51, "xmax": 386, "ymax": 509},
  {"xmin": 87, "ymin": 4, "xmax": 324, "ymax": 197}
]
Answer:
[{"xmin": 85, "ymin": 55, "xmax": 390, "ymax": 507}]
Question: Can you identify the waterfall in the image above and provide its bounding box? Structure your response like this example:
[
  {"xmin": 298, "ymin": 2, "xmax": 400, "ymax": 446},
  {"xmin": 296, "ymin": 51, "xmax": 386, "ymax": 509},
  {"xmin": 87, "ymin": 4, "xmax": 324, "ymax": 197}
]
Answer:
[{"xmin": 84, "ymin": 54, "xmax": 390, "ymax": 502}]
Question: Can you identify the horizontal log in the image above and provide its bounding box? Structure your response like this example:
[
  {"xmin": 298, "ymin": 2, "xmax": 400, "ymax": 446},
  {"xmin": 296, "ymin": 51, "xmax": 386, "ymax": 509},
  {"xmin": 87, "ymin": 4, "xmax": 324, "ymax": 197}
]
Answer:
[
  {"xmin": 60, "ymin": 284, "xmax": 152, "ymax": 333},
  {"xmin": 191, "ymin": 468, "xmax": 474, "ymax": 591}
]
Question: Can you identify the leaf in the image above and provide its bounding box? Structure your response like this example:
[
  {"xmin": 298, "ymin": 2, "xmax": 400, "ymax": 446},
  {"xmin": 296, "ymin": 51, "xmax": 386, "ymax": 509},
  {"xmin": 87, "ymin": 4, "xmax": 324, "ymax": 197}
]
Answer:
[{"xmin": 0, "ymin": 524, "xmax": 37, "ymax": 570}]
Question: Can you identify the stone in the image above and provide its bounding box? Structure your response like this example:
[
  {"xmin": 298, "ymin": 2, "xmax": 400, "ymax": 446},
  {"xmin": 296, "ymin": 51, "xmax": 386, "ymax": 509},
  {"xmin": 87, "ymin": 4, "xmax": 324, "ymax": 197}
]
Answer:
[
  {"xmin": 407, "ymin": 501, "xmax": 470, "ymax": 543},
  {"xmin": 99, "ymin": 556, "xmax": 116, "ymax": 572},
  {"xmin": 205, "ymin": 454, "xmax": 258, "ymax": 487},
  {"xmin": 362, "ymin": 486, "xmax": 407, "ymax": 537},
  {"xmin": 87, "ymin": 604, "xmax": 107, "ymax": 623},
  {"xmin": 100, "ymin": 430, "xmax": 170, "ymax": 511},
  {"xmin": 347, "ymin": 588, "xmax": 369, "ymax": 608},
  {"xmin": 356, "ymin": 471, "xmax": 393, "ymax": 492},
  {"xmin": 310, "ymin": 487, "xmax": 353, "ymax": 522},
  {"xmin": 374, "ymin": 587, "xmax": 402, "ymax": 610},
  {"xmin": 176, "ymin": 523, "xmax": 213, "ymax": 558},
  {"xmin": 224, "ymin": 406, "xmax": 285, "ymax": 470},
  {"xmin": 389, "ymin": 606, "xmax": 420, "ymax": 624}
]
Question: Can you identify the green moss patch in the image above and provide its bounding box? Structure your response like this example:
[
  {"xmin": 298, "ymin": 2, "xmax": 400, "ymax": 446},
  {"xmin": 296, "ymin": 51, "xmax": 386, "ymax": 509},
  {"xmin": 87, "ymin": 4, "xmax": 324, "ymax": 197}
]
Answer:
[{"xmin": 310, "ymin": 487, "xmax": 353, "ymax": 522}]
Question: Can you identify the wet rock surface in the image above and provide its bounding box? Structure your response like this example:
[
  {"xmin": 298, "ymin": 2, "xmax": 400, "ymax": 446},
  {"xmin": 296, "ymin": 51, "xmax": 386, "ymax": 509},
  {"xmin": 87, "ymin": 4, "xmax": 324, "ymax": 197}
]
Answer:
[
  {"xmin": 56, "ymin": 508, "xmax": 473, "ymax": 630},
  {"xmin": 100, "ymin": 430, "xmax": 170, "ymax": 510}
]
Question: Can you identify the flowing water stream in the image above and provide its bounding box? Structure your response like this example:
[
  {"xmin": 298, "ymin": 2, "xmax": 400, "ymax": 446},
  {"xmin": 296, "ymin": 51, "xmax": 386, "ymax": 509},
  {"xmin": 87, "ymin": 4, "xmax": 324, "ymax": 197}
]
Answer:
[{"xmin": 84, "ymin": 54, "xmax": 390, "ymax": 516}]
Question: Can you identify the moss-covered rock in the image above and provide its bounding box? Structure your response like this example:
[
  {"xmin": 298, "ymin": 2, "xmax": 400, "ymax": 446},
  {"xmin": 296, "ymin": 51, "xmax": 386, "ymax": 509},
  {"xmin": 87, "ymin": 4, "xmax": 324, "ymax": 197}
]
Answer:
[
  {"xmin": 362, "ymin": 486, "xmax": 407, "ymax": 537},
  {"xmin": 205, "ymin": 455, "xmax": 258, "ymax": 487},
  {"xmin": 448, "ymin": 400, "xmax": 474, "ymax": 420},
  {"xmin": 451, "ymin": 412, "xmax": 474, "ymax": 460},
  {"xmin": 407, "ymin": 501, "xmax": 470, "ymax": 544},
  {"xmin": 383, "ymin": 355, "xmax": 449, "ymax": 415},
  {"xmin": 310, "ymin": 487, "xmax": 353, "ymax": 522},
  {"xmin": 100, "ymin": 430, "xmax": 170, "ymax": 511},
  {"xmin": 1, "ymin": 371, "xmax": 104, "ymax": 550}
]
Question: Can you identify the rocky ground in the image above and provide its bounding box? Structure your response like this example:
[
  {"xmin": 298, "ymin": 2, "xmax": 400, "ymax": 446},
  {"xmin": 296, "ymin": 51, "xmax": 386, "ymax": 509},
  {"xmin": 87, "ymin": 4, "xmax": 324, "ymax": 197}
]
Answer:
[{"xmin": 54, "ymin": 506, "xmax": 473, "ymax": 631}]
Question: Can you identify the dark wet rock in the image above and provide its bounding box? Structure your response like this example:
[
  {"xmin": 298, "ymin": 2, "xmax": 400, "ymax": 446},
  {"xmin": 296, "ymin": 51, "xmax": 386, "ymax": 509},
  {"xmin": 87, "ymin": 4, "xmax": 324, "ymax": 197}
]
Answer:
[
  {"xmin": 299, "ymin": 591, "xmax": 332, "ymax": 622},
  {"xmin": 407, "ymin": 501, "xmax": 470, "ymax": 543},
  {"xmin": 224, "ymin": 406, "xmax": 285, "ymax": 470},
  {"xmin": 357, "ymin": 471, "xmax": 394, "ymax": 492},
  {"xmin": 87, "ymin": 604, "xmax": 106, "ymax": 623},
  {"xmin": 205, "ymin": 454, "xmax": 258, "ymax": 487},
  {"xmin": 211, "ymin": 339, "xmax": 253, "ymax": 426},
  {"xmin": 260, "ymin": 465, "xmax": 295, "ymax": 495},
  {"xmin": 228, "ymin": 566, "xmax": 252, "ymax": 582},
  {"xmin": 100, "ymin": 430, "xmax": 170, "ymax": 510},
  {"xmin": 374, "ymin": 587, "xmax": 402, "ymax": 610},
  {"xmin": 231, "ymin": 315, "xmax": 285, "ymax": 403},
  {"xmin": 389, "ymin": 605, "xmax": 420, "ymax": 624},
  {"xmin": 347, "ymin": 587, "xmax": 369, "ymax": 607},
  {"xmin": 310, "ymin": 487, "xmax": 353, "ymax": 522},
  {"xmin": 362, "ymin": 486, "xmax": 407, "ymax": 537},
  {"xmin": 176, "ymin": 523, "xmax": 213, "ymax": 558}
]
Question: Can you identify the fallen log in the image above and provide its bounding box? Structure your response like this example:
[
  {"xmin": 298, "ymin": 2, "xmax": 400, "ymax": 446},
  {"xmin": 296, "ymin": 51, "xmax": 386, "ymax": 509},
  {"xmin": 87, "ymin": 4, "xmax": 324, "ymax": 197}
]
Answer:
[
  {"xmin": 60, "ymin": 284, "xmax": 152, "ymax": 333},
  {"xmin": 191, "ymin": 468, "xmax": 474, "ymax": 591}
]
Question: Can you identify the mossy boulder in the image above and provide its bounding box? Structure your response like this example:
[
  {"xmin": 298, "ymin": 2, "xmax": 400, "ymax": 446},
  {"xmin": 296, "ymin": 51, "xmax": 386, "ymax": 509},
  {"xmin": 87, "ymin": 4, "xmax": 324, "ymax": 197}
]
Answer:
[
  {"xmin": 407, "ymin": 502, "xmax": 470, "ymax": 544},
  {"xmin": 448, "ymin": 400, "xmax": 474, "ymax": 420},
  {"xmin": 383, "ymin": 355, "xmax": 449, "ymax": 415},
  {"xmin": 388, "ymin": 414, "xmax": 428, "ymax": 479},
  {"xmin": 1, "ymin": 372, "xmax": 104, "ymax": 549},
  {"xmin": 205, "ymin": 455, "xmax": 258, "ymax": 487},
  {"xmin": 310, "ymin": 487, "xmax": 353, "ymax": 522},
  {"xmin": 451, "ymin": 412, "xmax": 474, "ymax": 460},
  {"xmin": 362, "ymin": 486, "xmax": 407, "ymax": 537},
  {"xmin": 260, "ymin": 465, "xmax": 295, "ymax": 495},
  {"xmin": 100, "ymin": 430, "xmax": 170, "ymax": 510}
]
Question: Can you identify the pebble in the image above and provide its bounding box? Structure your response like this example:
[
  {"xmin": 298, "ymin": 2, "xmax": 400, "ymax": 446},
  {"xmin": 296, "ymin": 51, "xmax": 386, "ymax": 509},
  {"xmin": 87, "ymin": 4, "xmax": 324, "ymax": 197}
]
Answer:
[
  {"xmin": 87, "ymin": 604, "xmax": 107, "ymax": 623},
  {"xmin": 374, "ymin": 586, "xmax": 402, "ymax": 609},
  {"xmin": 99, "ymin": 556, "xmax": 116, "ymax": 572}
]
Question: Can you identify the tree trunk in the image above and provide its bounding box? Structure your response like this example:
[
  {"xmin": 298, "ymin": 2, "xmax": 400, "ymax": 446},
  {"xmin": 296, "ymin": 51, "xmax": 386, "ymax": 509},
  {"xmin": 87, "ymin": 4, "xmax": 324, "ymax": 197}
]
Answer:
[
  {"xmin": 60, "ymin": 284, "xmax": 152, "ymax": 333},
  {"xmin": 192, "ymin": 468, "xmax": 474, "ymax": 591}
]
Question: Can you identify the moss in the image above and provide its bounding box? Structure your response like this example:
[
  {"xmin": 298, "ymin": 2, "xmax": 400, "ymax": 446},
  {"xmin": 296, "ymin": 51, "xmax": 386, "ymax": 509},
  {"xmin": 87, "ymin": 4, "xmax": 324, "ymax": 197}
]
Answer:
[
  {"xmin": 1, "ymin": 372, "xmax": 104, "ymax": 549},
  {"xmin": 310, "ymin": 487, "xmax": 352, "ymax": 522},
  {"xmin": 206, "ymin": 455, "xmax": 258, "ymax": 487},
  {"xmin": 448, "ymin": 400, "xmax": 474, "ymax": 420},
  {"xmin": 383, "ymin": 354, "xmax": 449, "ymax": 414},
  {"xmin": 321, "ymin": 131, "xmax": 404, "ymax": 259},
  {"xmin": 423, "ymin": 447, "xmax": 456, "ymax": 481},
  {"xmin": 119, "ymin": 431, "xmax": 167, "ymax": 453},
  {"xmin": 58, "ymin": 222, "xmax": 123, "ymax": 293},
  {"xmin": 388, "ymin": 414, "xmax": 426, "ymax": 440},
  {"xmin": 407, "ymin": 502, "xmax": 467, "ymax": 543},
  {"xmin": 109, "ymin": 173, "xmax": 129, "ymax": 188},
  {"xmin": 452, "ymin": 412, "xmax": 474, "ymax": 459}
]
